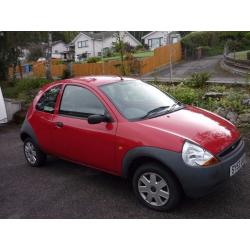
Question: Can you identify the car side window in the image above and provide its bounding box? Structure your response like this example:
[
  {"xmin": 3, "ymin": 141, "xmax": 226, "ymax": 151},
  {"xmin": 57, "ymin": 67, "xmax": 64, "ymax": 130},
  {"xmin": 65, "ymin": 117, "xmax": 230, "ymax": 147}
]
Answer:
[
  {"xmin": 36, "ymin": 85, "xmax": 61, "ymax": 113},
  {"xmin": 59, "ymin": 85, "xmax": 105, "ymax": 118}
]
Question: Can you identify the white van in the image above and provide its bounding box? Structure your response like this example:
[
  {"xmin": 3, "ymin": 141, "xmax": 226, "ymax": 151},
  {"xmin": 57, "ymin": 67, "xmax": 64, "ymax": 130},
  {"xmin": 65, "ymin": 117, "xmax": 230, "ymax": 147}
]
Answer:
[{"xmin": 0, "ymin": 87, "xmax": 7, "ymax": 124}]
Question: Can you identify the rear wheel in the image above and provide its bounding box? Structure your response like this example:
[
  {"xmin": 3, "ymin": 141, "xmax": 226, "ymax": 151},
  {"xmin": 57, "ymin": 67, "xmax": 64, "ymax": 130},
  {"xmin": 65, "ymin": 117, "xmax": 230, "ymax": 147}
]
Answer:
[
  {"xmin": 24, "ymin": 138, "xmax": 46, "ymax": 167},
  {"xmin": 132, "ymin": 162, "xmax": 182, "ymax": 211}
]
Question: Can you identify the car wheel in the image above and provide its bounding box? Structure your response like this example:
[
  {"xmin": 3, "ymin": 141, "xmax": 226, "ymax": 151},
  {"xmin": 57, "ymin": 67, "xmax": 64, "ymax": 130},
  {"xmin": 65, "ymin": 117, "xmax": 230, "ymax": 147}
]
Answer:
[
  {"xmin": 132, "ymin": 162, "xmax": 182, "ymax": 211},
  {"xmin": 24, "ymin": 138, "xmax": 46, "ymax": 167}
]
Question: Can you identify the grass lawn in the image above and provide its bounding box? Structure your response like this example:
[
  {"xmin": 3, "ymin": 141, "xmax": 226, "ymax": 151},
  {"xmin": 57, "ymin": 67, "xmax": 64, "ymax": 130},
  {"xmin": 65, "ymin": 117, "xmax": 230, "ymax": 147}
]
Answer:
[
  {"xmin": 102, "ymin": 50, "xmax": 154, "ymax": 62},
  {"xmin": 228, "ymin": 50, "xmax": 250, "ymax": 60}
]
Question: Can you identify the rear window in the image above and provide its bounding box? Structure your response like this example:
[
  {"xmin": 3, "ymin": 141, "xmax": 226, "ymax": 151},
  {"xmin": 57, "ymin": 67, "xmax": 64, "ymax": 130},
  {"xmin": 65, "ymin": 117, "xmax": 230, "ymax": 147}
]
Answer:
[{"xmin": 36, "ymin": 85, "xmax": 61, "ymax": 113}]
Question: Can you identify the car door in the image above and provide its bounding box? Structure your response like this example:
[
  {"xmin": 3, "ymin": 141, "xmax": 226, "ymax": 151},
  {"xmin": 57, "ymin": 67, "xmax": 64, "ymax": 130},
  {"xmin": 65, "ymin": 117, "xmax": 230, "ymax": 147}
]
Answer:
[
  {"xmin": 30, "ymin": 84, "xmax": 62, "ymax": 153},
  {"xmin": 51, "ymin": 84, "xmax": 118, "ymax": 173}
]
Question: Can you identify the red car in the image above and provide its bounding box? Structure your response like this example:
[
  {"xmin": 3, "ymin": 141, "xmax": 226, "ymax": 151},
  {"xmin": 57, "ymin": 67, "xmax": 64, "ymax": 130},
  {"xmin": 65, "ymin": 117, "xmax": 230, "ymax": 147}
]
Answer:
[{"xmin": 20, "ymin": 76, "xmax": 246, "ymax": 210}]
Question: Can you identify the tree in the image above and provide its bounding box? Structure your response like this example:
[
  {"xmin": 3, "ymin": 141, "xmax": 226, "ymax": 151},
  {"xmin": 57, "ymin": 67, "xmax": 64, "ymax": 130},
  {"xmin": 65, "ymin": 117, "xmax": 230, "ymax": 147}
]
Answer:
[
  {"xmin": 0, "ymin": 32, "xmax": 8, "ymax": 81},
  {"xmin": 45, "ymin": 32, "xmax": 52, "ymax": 80},
  {"xmin": 113, "ymin": 32, "xmax": 126, "ymax": 75}
]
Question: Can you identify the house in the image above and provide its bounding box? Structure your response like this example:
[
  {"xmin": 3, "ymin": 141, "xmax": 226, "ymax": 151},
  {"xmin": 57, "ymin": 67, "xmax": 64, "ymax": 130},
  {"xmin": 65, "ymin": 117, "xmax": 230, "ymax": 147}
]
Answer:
[
  {"xmin": 142, "ymin": 31, "xmax": 181, "ymax": 50},
  {"xmin": 50, "ymin": 40, "xmax": 69, "ymax": 60},
  {"xmin": 71, "ymin": 31, "xmax": 142, "ymax": 61}
]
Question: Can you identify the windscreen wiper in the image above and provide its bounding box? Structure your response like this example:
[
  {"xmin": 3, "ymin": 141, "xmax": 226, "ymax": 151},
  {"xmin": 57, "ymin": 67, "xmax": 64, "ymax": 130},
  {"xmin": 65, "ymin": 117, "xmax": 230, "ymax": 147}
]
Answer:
[
  {"xmin": 142, "ymin": 106, "xmax": 170, "ymax": 119},
  {"xmin": 168, "ymin": 101, "xmax": 183, "ymax": 112}
]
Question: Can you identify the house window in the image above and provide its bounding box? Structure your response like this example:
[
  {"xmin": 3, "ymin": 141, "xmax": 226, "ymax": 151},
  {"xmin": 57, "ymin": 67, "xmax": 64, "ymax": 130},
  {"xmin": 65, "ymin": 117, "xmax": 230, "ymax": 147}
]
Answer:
[
  {"xmin": 78, "ymin": 40, "xmax": 89, "ymax": 48},
  {"xmin": 149, "ymin": 38, "xmax": 161, "ymax": 48},
  {"xmin": 148, "ymin": 39, "xmax": 152, "ymax": 47},
  {"xmin": 55, "ymin": 50, "xmax": 59, "ymax": 54},
  {"xmin": 98, "ymin": 52, "xmax": 102, "ymax": 56},
  {"xmin": 159, "ymin": 37, "xmax": 163, "ymax": 46}
]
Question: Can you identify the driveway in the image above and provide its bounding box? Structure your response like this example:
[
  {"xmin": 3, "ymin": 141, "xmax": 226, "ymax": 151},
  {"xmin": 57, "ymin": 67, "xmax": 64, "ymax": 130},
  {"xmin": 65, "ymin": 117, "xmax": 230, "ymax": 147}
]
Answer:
[
  {"xmin": 146, "ymin": 55, "xmax": 246, "ymax": 83},
  {"xmin": 0, "ymin": 124, "xmax": 250, "ymax": 218}
]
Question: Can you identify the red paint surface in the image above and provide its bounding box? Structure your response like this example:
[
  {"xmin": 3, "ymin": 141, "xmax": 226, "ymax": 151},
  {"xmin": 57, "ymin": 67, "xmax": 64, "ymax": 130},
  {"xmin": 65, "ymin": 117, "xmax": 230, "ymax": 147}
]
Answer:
[{"xmin": 28, "ymin": 77, "xmax": 240, "ymax": 175}]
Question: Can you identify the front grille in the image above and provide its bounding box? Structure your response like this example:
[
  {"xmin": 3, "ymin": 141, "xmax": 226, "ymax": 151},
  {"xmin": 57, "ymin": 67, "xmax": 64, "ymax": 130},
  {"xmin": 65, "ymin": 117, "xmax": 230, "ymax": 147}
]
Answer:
[{"xmin": 218, "ymin": 138, "xmax": 242, "ymax": 158}]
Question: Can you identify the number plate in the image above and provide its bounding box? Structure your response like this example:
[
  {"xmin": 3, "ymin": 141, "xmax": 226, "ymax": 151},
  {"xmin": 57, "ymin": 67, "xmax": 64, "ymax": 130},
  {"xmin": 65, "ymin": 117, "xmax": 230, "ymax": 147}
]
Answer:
[{"xmin": 230, "ymin": 153, "xmax": 246, "ymax": 177}]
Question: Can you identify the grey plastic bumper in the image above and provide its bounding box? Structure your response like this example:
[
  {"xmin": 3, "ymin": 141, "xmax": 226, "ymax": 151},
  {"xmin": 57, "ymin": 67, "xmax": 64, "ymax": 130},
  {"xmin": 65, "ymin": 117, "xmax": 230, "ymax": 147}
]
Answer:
[
  {"xmin": 122, "ymin": 139, "xmax": 246, "ymax": 198},
  {"xmin": 171, "ymin": 139, "xmax": 246, "ymax": 198}
]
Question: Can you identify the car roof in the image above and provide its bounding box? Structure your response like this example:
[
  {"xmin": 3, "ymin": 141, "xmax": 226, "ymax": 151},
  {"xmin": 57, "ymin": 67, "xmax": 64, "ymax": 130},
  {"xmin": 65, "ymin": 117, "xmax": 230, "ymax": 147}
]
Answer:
[{"xmin": 67, "ymin": 75, "xmax": 136, "ymax": 87}]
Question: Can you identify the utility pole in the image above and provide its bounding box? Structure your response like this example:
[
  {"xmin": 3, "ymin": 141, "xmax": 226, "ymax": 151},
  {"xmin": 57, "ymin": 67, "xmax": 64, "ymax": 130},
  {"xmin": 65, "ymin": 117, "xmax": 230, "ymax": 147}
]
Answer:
[
  {"xmin": 46, "ymin": 32, "xmax": 52, "ymax": 80},
  {"xmin": 168, "ymin": 32, "xmax": 173, "ymax": 83},
  {"xmin": 169, "ymin": 45, "xmax": 173, "ymax": 83},
  {"xmin": 102, "ymin": 33, "xmax": 105, "ymax": 74}
]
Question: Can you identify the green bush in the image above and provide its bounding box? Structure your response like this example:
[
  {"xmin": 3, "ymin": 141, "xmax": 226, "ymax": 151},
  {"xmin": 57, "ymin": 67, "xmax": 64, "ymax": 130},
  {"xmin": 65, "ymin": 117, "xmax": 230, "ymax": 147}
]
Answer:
[
  {"xmin": 152, "ymin": 83, "xmax": 247, "ymax": 114},
  {"xmin": 188, "ymin": 72, "xmax": 210, "ymax": 88},
  {"xmin": 1, "ymin": 86, "xmax": 19, "ymax": 98},
  {"xmin": 155, "ymin": 84, "xmax": 201, "ymax": 105},
  {"xmin": 61, "ymin": 69, "xmax": 72, "ymax": 79},
  {"xmin": 1, "ymin": 78, "xmax": 51, "ymax": 103},
  {"xmin": 182, "ymin": 31, "xmax": 250, "ymax": 58},
  {"xmin": 244, "ymin": 32, "xmax": 250, "ymax": 40},
  {"xmin": 87, "ymin": 57, "xmax": 101, "ymax": 63},
  {"xmin": 247, "ymin": 52, "xmax": 250, "ymax": 60},
  {"xmin": 15, "ymin": 78, "xmax": 50, "ymax": 93}
]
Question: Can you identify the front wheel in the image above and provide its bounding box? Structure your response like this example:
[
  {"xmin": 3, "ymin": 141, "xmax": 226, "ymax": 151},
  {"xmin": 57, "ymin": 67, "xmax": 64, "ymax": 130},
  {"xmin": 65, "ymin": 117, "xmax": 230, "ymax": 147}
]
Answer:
[
  {"xmin": 132, "ymin": 163, "xmax": 182, "ymax": 211},
  {"xmin": 24, "ymin": 138, "xmax": 46, "ymax": 167}
]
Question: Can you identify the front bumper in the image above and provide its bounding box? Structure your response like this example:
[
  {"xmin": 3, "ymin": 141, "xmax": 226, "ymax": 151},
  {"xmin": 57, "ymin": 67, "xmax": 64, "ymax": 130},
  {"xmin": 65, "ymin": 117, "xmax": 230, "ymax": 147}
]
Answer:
[{"xmin": 174, "ymin": 139, "xmax": 246, "ymax": 198}]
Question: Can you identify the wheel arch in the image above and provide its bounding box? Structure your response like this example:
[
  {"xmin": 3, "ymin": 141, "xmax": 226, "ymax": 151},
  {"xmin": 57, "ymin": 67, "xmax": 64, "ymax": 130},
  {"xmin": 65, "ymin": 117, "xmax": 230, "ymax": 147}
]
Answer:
[
  {"xmin": 20, "ymin": 118, "xmax": 39, "ymax": 145},
  {"xmin": 122, "ymin": 147, "xmax": 184, "ymax": 191}
]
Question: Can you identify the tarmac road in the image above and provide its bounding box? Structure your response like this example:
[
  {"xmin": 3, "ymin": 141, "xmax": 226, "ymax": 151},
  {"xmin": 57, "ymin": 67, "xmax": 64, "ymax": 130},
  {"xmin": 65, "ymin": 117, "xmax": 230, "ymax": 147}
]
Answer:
[
  {"xmin": 0, "ymin": 124, "xmax": 249, "ymax": 218},
  {"xmin": 146, "ymin": 55, "xmax": 245, "ymax": 83}
]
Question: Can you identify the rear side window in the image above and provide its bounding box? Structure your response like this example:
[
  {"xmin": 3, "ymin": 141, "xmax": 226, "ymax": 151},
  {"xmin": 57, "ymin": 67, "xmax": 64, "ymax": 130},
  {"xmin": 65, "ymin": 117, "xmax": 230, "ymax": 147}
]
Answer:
[
  {"xmin": 59, "ymin": 85, "xmax": 105, "ymax": 118},
  {"xmin": 36, "ymin": 85, "xmax": 61, "ymax": 113}
]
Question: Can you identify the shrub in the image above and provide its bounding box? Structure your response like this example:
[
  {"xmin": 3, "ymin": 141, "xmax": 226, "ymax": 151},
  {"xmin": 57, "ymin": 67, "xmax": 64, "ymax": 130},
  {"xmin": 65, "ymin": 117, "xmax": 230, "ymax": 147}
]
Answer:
[
  {"xmin": 188, "ymin": 72, "xmax": 210, "ymax": 88},
  {"xmin": 61, "ymin": 68, "xmax": 72, "ymax": 79},
  {"xmin": 87, "ymin": 57, "xmax": 101, "ymax": 63},
  {"xmin": 155, "ymin": 84, "xmax": 201, "ymax": 105},
  {"xmin": 143, "ymin": 44, "xmax": 149, "ymax": 50},
  {"xmin": 135, "ymin": 45, "xmax": 143, "ymax": 51},
  {"xmin": 152, "ymin": 82, "xmax": 247, "ymax": 114},
  {"xmin": 244, "ymin": 32, "xmax": 250, "ymax": 40},
  {"xmin": 15, "ymin": 78, "xmax": 50, "ymax": 93},
  {"xmin": 124, "ymin": 42, "xmax": 135, "ymax": 53},
  {"xmin": 182, "ymin": 31, "xmax": 250, "ymax": 58},
  {"xmin": 247, "ymin": 52, "xmax": 250, "ymax": 60},
  {"xmin": 13, "ymin": 110, "xmax": 26, "ymax": 124}
]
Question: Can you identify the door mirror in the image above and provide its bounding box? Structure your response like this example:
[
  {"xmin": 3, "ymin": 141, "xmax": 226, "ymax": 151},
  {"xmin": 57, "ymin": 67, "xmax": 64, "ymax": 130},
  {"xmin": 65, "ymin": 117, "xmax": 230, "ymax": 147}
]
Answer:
[{"xmin": 88, "ymin": 114, "xmax": 111, "ymax": 124}]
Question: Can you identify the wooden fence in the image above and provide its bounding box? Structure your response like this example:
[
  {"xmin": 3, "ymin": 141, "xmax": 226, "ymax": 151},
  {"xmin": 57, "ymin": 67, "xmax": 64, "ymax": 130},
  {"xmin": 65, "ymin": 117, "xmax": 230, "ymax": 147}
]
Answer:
[
  {"xmin": 9, "ymin": 42, "xmax": 182, "ymax": 79},
  {"xmin": 139, "ymin": 42, "xmax": 182, "ymax": 75}
]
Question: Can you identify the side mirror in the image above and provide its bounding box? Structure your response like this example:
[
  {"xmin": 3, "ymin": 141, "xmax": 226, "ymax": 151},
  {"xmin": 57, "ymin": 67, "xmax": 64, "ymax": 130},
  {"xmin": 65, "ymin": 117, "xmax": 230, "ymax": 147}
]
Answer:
[{"xmin": 88, "ymin": 114, "xmax": 112, "ymax": 124}]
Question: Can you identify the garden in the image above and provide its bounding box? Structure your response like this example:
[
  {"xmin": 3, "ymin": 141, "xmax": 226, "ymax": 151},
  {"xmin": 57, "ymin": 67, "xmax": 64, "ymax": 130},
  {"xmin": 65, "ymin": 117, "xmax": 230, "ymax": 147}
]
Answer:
[{"xmin": 2, "ymin": 72, "xmax": 250, "ymax": 127}]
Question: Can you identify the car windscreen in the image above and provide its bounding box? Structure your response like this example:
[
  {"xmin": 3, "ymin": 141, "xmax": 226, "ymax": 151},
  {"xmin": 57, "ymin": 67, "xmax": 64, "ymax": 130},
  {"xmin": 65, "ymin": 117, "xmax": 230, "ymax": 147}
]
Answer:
[{"xmin": 100, "ymin": 80, "xmax": 178, "ymax": 120}]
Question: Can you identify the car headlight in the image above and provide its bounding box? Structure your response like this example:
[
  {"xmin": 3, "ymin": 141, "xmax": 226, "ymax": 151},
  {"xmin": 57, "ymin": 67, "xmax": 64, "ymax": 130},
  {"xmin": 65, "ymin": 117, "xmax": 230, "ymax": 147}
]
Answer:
[{"xmin": 182, "ymin": 141, "xmax": 219, "ymax": 167}]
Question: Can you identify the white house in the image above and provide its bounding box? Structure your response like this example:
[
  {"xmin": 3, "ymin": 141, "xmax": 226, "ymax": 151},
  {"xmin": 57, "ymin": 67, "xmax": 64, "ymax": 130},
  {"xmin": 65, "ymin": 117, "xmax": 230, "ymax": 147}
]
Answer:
[
  {"xmin": 50, "ymin": 40, "xmax": 69, "ymax": 59},
  {"xmin": 71, "ymin": 31, "xmax": 142, "ymax": 61},
  {"xmin": 142, "ymin": 31, "xmax": 181, "ymax": 50}
]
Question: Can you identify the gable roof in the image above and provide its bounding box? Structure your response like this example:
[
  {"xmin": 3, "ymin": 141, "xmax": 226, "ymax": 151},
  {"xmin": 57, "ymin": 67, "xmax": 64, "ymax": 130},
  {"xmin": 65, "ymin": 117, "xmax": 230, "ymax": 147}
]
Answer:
[
  {"xmin": 52, "ymin": 40, "xmax": 66, "ymax": 46},
  {"xmin": 142, "ymin": 31, "xmax": 180, "ymax": 40},
  {"xmin": 142, "ymin": 31, "xmax": 169, "ymax": 39},
  {"xmin": 70, "ymin": 31, "xmax": 141, "ymax": 45}
]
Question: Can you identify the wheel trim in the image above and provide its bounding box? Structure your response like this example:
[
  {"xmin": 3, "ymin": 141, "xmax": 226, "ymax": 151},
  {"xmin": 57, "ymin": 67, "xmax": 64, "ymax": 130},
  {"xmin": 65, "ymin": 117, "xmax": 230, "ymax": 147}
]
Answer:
[
  {"xmin": 24, "ymin": 142, "xmax": 37, "ymax": 164},
  {"xmin": 138, "ymin": 172, "xmax": 170, "ymax": 207}
]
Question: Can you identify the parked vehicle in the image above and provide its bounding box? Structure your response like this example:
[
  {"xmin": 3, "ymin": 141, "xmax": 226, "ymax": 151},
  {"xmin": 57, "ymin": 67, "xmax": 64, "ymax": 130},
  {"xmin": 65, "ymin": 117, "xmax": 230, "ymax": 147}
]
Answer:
[
  {"xmin": 0, "ymin": 86, "xmax": 7, "ymax": 124},
  {"xmin": 20, "ymin": 76, "xmax": 246, "ymax": 210}
]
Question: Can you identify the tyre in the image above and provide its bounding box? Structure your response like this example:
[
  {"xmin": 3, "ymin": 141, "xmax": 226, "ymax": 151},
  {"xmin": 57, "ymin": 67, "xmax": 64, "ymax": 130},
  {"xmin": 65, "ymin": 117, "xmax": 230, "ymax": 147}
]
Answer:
[
  {"xmin": 132, "ymin": 162, "xmax": 182, "ymax": 211},
  {"xmin": 23, "ymin": 138, "xmax": 46, "ymax": 167}
]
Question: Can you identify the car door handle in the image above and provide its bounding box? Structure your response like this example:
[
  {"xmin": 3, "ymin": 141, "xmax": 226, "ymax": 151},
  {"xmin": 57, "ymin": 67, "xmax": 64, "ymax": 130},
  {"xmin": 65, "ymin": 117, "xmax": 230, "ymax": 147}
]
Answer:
[{"xmin": 56, "ymin": 122, "xmax": 63, "ymax": 128}]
